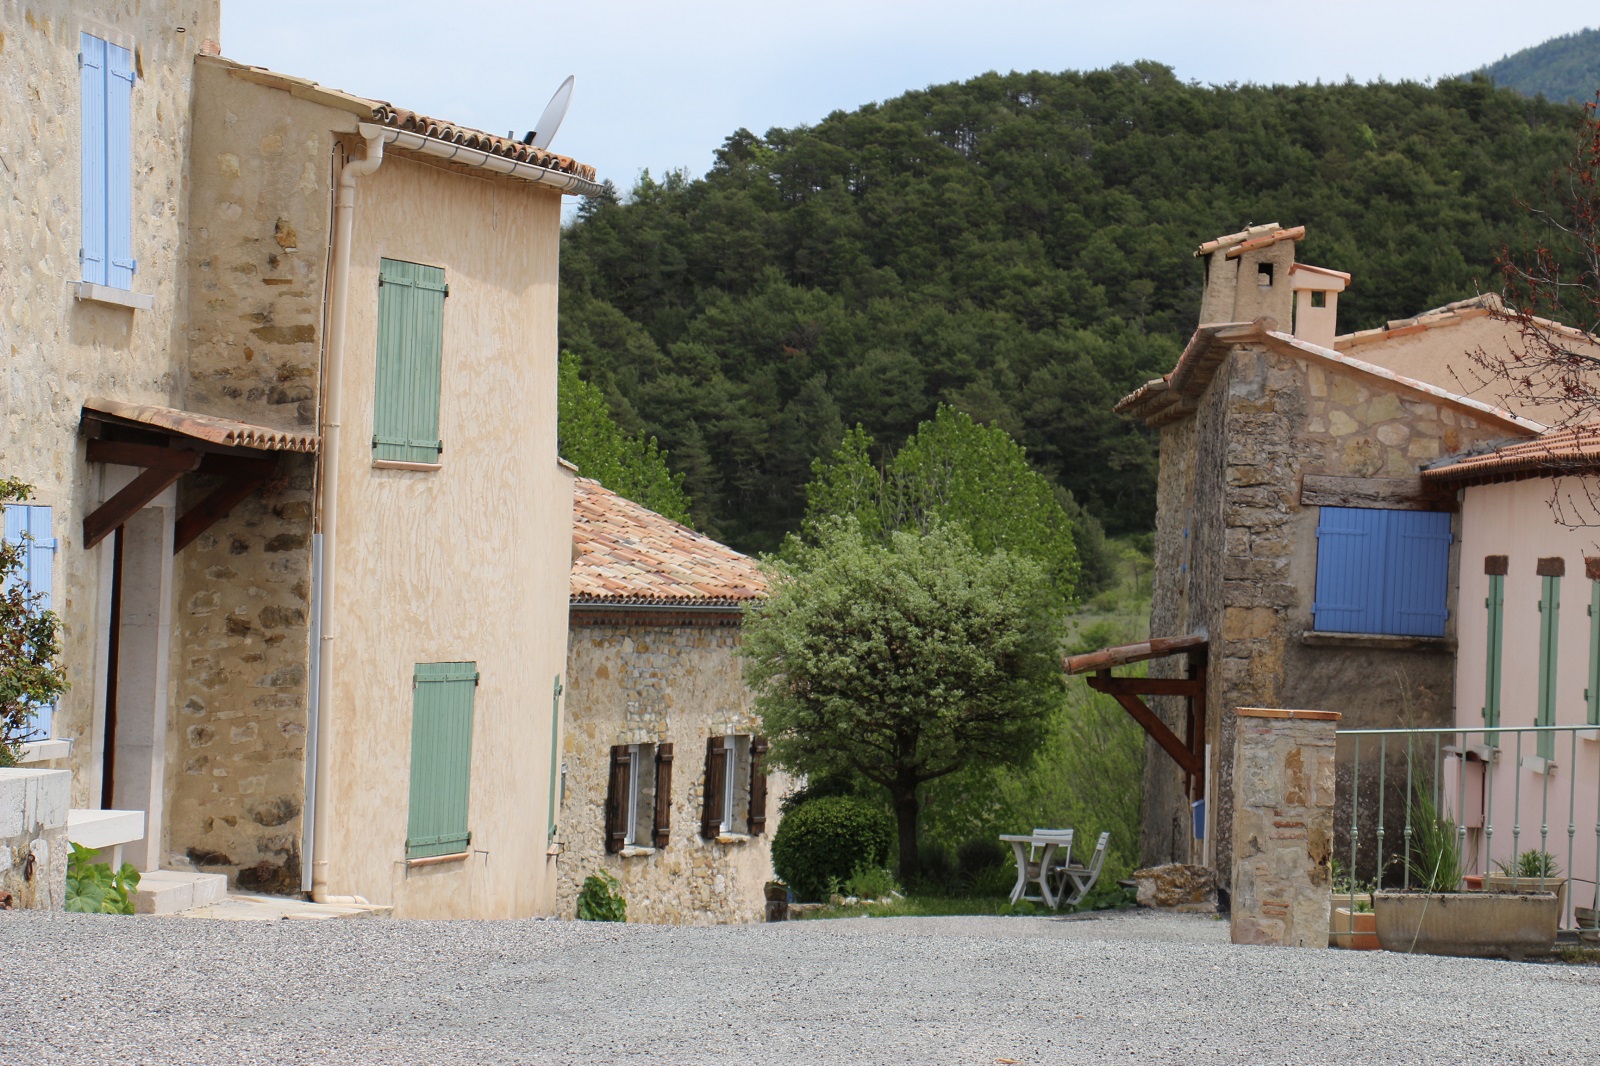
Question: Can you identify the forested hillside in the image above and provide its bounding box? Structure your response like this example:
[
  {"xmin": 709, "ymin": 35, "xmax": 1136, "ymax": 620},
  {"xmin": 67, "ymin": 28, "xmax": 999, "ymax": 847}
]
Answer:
[
  {"xmin": 1476, "ymin": 28, "xmax": 1600, "ymax": 104},
  {"xmin": 559, "ymin": 63, "xmax": 1580, "ymax": 552}
]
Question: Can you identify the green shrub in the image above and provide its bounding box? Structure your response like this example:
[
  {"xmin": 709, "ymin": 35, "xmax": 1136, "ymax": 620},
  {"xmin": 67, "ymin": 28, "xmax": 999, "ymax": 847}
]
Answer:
[
  {"xmin": 842, "ymin": 864, "xmax": 900, "ymax": 900},
  {"xmin": 956, "ymin": 837, "xmax": 1005, "ymax": 878},
  {"xmin": 576, "ymin": 870, "xmax": 627, "ymax": 922},
  {"xmin": 65, "ymin": 843, "xmax": 140, "ymax": 915},
  {"xmin": 771, "ymin": 796, "xmax": 894, "ymax": 902},
  {"xmin": 913, "ymin": 842, "xmax": 958, "ymax": 895}
]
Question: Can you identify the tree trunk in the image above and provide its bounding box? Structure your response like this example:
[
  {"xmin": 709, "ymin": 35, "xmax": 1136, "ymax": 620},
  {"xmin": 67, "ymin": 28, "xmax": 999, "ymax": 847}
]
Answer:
[{"xmin": 892, "ymin": 787, "xmax": 920, "ymax": 885}]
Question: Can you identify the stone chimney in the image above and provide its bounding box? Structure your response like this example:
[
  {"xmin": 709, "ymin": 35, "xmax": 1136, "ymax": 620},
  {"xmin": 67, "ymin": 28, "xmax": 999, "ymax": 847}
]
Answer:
[
  {"xmin": 1195, "ymin": 223, "xmax": 1303, "ymax": 327},
  {"xmin": 1287, "ymin": 264, "xmax": 1350, "ymax": 349}
]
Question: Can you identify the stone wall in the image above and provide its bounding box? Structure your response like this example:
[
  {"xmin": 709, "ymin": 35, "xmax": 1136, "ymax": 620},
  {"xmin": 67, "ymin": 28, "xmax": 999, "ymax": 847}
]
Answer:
[
  {"xmin": 0, "ymin": 768, "xmax": 71, "ymax": 911},
  {"xmin": 160, "ymin": 60, "xmax": 337, "ymax": 892},
  {"xmin": 0, "ymin": 0, "xmax": 219, "ymax": 807},
  {"xmin": 558, "ymin": 620, "xmax": 792, "ymax": 924},
  {"xmin": 1143, "ymin": 341, "xmax": 1529, "ymax": 879},
  {"xmin": 1229, "ymin": 708, "xmax": 1337, "ymax": 948}
]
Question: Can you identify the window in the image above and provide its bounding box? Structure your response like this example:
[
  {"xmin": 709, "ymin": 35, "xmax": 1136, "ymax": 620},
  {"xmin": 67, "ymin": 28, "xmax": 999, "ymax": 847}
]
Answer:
[
  {"xmin": 605, "ymin": 742, "xmax": 673, "ymax": 852},
  {"xmin": 1312, "ymin": 507, "xmax": 1452, "ymax": 637},
  {"xmin": 373, "ymin": 258, "xmax": 447, "ymax": 464},
  {"xmin": 700, "ymin": 734, "xmax": 770, "ymax": 839},
  {"xmin": 1537, "ymin": 559, "xmax": 1563, "ymax": 761},
  {"xmin": 1310, "ymin": 290, "xmax": 1327, "ymax": 309},
  {"xmin": 80, "ymin": 32, "xmax": 135, "ymax": 289},
  {"xmin": 1484, "ymin": 557, "xmax": 1506, "ymax": 745},
  {"xmin": 3, "ymin": 505, "xmax": 57, "ymax": 741},
  {"xmin": 405, "ymin": 662, "xmax": 478, "ymax": 859}
]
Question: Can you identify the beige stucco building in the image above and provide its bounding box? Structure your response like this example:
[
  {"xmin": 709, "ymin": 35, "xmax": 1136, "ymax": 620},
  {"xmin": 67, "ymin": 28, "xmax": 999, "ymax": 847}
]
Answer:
[
  {"xmin": 3, "ymin": 0, "xmax": 600, "ymax": 918},
  {"xmin": 557, "ymin": 479, "xmax": 791, "ymax": 924}
]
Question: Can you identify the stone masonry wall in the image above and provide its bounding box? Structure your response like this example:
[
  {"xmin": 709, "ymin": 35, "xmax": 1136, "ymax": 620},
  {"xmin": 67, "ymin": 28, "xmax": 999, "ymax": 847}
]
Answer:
[
  {"xmin": 0, "ymin": 768, "xmax": 71, "ymax": 911},
  {"xmin": 161, "ymin": 62, "xmax": 337, "ymax": 892},
  {"xmin": 557, "ymin": 621, "xmax": 792, "ymax": 924},
  {"xmin": 1145, "ymin": 343, "xmax": 1527, "ymax": 880},
  {"xmin": 0, "ymin": 0, "xmax": 218, "ymax": 807},
  {"xmin": 1230, "ymin": 708, "xmax": 1337, "ymax": 948}
]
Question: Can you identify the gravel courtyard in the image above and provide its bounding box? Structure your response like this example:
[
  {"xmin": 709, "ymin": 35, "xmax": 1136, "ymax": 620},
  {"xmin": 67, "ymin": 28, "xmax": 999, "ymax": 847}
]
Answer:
[{"xmin": 3, "ymin": 909, "xmax": 1598, "ymax": 1065}]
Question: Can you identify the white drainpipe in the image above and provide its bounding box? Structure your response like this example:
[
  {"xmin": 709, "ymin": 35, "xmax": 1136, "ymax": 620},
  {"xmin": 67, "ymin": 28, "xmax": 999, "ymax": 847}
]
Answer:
[{"xmin": 309, "ymin": 128, "xmax": 385, "ymax": 906}]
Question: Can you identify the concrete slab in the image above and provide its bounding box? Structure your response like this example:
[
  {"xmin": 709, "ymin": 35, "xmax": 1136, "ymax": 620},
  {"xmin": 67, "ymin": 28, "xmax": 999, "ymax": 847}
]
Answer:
[
  {"xmin": 133, "ymin": 869, "xmax": 228, "ymax": 915},
  {"xmin": 174, "ymin": 894, "xmax": 393, "ymax": 921}
]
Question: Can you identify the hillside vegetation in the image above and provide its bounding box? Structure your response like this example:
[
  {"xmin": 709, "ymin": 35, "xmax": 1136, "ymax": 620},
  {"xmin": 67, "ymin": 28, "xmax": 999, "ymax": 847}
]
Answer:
[
  {"xmin": 559, "ymin": 63, "xmax": 1580, "ymax": 552},
  {"xmin": 1476, "ymin": 27, "xmax": 1600, "ymax": 105}
]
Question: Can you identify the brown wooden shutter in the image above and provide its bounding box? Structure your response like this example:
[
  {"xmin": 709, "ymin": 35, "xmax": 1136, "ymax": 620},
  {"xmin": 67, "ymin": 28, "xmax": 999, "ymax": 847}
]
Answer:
[
  {"xmin": 701, "ymin": 736, "xmax": 726, "ymax": 839},
  {"xmin": 604, "ymin": 745, "xmax": 630, "ymax": 854},
  {"xmin": 651, "ymin": 742, "xmax": 674, "ymax": 848},
  {"xmin": 748, "ymin": 736, "xmax": 770, "ymax": 835}
]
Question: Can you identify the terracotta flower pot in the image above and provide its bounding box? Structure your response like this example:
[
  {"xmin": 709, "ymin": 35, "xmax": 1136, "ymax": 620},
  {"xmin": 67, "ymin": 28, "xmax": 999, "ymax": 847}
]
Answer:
[{"xmin": 1329, "ymin": 906, "xmax": 1379, "ymax": 950}]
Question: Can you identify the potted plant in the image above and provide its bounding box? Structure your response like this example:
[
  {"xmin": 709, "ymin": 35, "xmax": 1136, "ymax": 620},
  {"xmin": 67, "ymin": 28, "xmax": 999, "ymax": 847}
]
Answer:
[
  {"xmin": 1484, "ymin": 849, "xmax": 1567, "ymax": 916},
  {"xmin": 1374, "ymin": 789, "xmax": 1559, "ymax": 961},
  {"xmin": 1330, "ymin": 895, "xmax": 1379, "ymax": 950}
]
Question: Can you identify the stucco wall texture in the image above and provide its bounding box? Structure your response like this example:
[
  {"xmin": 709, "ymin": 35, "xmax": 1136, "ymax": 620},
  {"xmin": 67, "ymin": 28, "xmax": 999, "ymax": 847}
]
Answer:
[
  {"xmin": 0, "ymin": 0, "xmax": 218, "ymax": 807},
  {"xmin": 1144, "ymin": 344, "xmax": 1521, "ymax": 877},
  {"xmin": 557, "ymin": 623, "xmax": 791, "ymax": 924}
]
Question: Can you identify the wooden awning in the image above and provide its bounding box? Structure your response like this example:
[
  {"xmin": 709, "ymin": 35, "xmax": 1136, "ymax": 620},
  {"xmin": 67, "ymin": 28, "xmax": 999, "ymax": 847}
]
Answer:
[
  {"xmin": 80, "ymin": 399, "xmax": 319, "ymax": 553},
  {"xmin": 1064, "ymin": 635, "xmax": 1209, "ymax": 801}
]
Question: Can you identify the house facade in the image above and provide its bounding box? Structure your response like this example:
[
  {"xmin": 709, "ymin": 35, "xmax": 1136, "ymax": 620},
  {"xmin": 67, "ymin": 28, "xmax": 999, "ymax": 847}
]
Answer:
[
  {"xmin": 556, "ymin": 479, "xmax": 790, "ymax": 924},
  {"xmin": 1110, "ymin": 224, "xmax": 1543, "ymax": 878},
  {"xmin": 3, "ymin": 0, "xmax": 599, "ymax": 918}
]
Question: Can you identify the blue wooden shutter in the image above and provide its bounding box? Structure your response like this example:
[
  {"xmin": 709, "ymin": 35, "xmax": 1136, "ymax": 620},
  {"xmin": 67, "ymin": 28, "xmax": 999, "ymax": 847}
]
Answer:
[
  {"xmin": 406, "ymin": 661, "xmax": 477, "ymax": 859},
  {"xmin": 3, "ymin": 505, "xmax": 57, "ymax": 740},
  {"xmin": 1384, "ymin": 511, "xmax": 1452, "ymax": 638},
  {"xmin": 104, "ymin": 41, "xmax": 136, "ymax": 288},
  {"xmin": 1314, "ymin": 507, "xmax": 1451, "ymax": 637},
  {"xmin": 373, "ymin": 259, "xmax": 447, "ymax": 463},
  {"xmin": 1313, "ymin": 507, "xmax": 1389, "ymax": 633},
  {"xmin": 79, "ymin": 33, "xmax": 107, "ymax": 285}
]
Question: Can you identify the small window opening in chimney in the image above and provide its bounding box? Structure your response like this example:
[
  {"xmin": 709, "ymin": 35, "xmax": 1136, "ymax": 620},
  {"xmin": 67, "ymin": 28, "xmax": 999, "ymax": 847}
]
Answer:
[
  {"xmin": 1310, "ymin": 290, "xmax": 1327, "ymax": 308},
  {"xmin": 1257, "ymin": 262, "xmax": 1273, "ymax": 287}
]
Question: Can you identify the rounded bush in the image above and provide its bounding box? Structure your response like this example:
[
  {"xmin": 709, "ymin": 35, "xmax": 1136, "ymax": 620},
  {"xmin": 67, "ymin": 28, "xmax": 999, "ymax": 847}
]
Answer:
[{"xmin": 771, "ymin": 795, "xmax": 894, "ymax": 902}]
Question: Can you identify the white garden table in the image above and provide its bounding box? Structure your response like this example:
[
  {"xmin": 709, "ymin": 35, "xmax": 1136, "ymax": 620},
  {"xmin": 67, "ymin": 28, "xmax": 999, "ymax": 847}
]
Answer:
[{"xmin": 1000, "ymin": 832, "xmax": 1071, "ymax": 909}]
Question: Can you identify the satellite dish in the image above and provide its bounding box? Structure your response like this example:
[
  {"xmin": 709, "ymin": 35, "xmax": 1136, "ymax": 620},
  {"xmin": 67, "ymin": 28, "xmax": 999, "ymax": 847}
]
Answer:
[{"xmin": 528, "ymin": 75, "xmax": 575, "ymax": 150}]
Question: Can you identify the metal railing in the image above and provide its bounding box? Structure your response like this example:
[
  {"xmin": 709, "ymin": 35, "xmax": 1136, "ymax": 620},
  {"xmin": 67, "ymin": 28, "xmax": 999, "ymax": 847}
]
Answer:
[{"xmin": 1335, "ymin": 723, "xmax": 1600, "ymax": 932}]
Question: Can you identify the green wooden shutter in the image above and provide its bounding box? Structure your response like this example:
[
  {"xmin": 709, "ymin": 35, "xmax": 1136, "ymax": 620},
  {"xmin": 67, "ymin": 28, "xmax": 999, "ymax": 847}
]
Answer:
[
  {"xmin": 374, "ymin": 259, "xmax": 447, "ymax": 463},
  {"xmin": 1484, "ymin": 573, "xmax": 1504, "ymax": 744},
  {"xmin": 1589, "ymin": 581, "xmax": 1600, "ymax": 727},
  {"xmin": 1538, "ymin": 575, "xmax": 1560, "ymax": 761},
  {"xmin": 406, "ymin": 661, "xmax": 477, "ymax": 859}
]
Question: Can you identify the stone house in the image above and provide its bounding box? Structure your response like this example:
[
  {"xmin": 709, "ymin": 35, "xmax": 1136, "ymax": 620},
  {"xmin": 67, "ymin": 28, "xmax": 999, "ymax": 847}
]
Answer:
[
  {"xmin": 3, "ymin": 0, "xmax": 602, "ymax": 917},
  {"xmin": 1099, "ymin": 224, "xmax": 1544, "ymax": 880},
  {"xmin": 557, "ymin": 479, "xmax": 791, "ymax": 924}
]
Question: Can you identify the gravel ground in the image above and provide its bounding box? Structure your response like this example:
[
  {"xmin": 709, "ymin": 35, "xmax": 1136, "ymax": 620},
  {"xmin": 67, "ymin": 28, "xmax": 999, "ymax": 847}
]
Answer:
[{"xmin": 3, "ymin": 908, "xmax": 1599, "ymax": 1065}]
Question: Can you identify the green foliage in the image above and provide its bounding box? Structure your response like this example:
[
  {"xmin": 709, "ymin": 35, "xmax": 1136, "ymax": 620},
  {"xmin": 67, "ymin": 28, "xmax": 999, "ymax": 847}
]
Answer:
[
  {"xmin": 561, "ymin": 66, "xmax": 1581, "ymax": 550},
  {"xmin": 1072, "ymin": 881, "xmax": 1138, "ymax": 913},
  {"xmin": 1407, "ymin": 787, "xmax": 1464, "ymax": 893},
  {"xmin": 64, "ymin": 842, "xmax": 141, "ymax": 915},
  {"xmin": 575, "ymin": 870, "xmax": 628, "ymax": 921},
  {"xmin": 770, "ymin": 795, "xmax": 894, "ymax": 903},
  {"xmin": 841, "ymin": 864, "xmax": 901, "ymax": 900},
  {"xmin": 1496, "ymin": 849, "xmax": 1562, "ymax": 879},
  {"xmin": 800, "ymin": 408, "xmax": 1080, "ymax": 607},
  {"xmin": 744, "ymin": 520, "xmax": 1063, "ymax": 881},
  {"xmin": 1474, "ymin": 30, "xmax": 1600, "ymax": 106},
  {"xmin": 557, "ymin": 352, "xmax": 692, "ymax": 525},
  {"xmin": 1, "ymin": 479, "xmax": 68, "ymax": 763}
]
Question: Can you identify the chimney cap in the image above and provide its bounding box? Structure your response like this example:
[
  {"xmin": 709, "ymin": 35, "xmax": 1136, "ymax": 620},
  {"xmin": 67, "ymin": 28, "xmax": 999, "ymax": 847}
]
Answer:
[
  {"xmin": 1195, "ymin": 223, "xmax": 1305, "ymax": 258},
  {"xmin": 1290, "ymin": 263, "xmax": 1351, "ymax": 291}
]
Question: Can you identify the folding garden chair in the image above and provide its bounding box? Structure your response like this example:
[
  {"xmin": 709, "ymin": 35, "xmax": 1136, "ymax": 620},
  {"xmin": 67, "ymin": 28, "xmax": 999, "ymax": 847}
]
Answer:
[{"xmin": 1052, "ymin": 831, "xmax": 1110, "ymax": 907}]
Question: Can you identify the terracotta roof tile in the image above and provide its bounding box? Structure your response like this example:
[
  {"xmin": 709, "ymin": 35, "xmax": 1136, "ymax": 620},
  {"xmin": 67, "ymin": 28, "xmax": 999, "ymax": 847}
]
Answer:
[
  {"xmin": 571, "ymin": 479, "xmax": 768, "ymax": 607},
  {"xmin": 82, "ymin": 397, "xmax": 319, "ymax": 452},
  {"xmin": 370, "ymin": 106, "xmax": 595, "ymax": 181},
  {"xmin": 1424, "ymin": 425, "xmax": 1600, "ymax": 485}
]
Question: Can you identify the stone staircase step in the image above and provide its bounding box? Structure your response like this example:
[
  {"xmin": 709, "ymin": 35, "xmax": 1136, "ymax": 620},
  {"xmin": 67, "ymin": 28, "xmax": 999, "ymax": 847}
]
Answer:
[
  {"xmin": 133, "ymin": 870, "xmax": 229, "ymax": 915},
  {"xmin": 178, "ymin": 894, "xmax": 393, "ymax": 921}
]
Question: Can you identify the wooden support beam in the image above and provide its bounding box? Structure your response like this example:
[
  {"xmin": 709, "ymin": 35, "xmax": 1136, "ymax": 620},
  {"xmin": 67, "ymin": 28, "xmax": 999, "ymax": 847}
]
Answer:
[
  {"xmin": 87, "ymin": 438, "xmax": 278, "ymax": 479},
  {"xmin": 173, "ymin": 474, "xmax": 271, "ymax": 554},
  {"xmin": 83, "ymin": 454, "xmax": 200, "ymax": 549},
  {"xmin": 1089, "ymin": 671, "xmax": 1202, "ymax": 777}
]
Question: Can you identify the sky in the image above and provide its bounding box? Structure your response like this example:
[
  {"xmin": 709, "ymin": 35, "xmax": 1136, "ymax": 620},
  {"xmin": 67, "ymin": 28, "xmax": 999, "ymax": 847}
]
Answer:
[{"xmin": 222, "ymin": 1, "xmax": 1597, "ymax": 195}]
